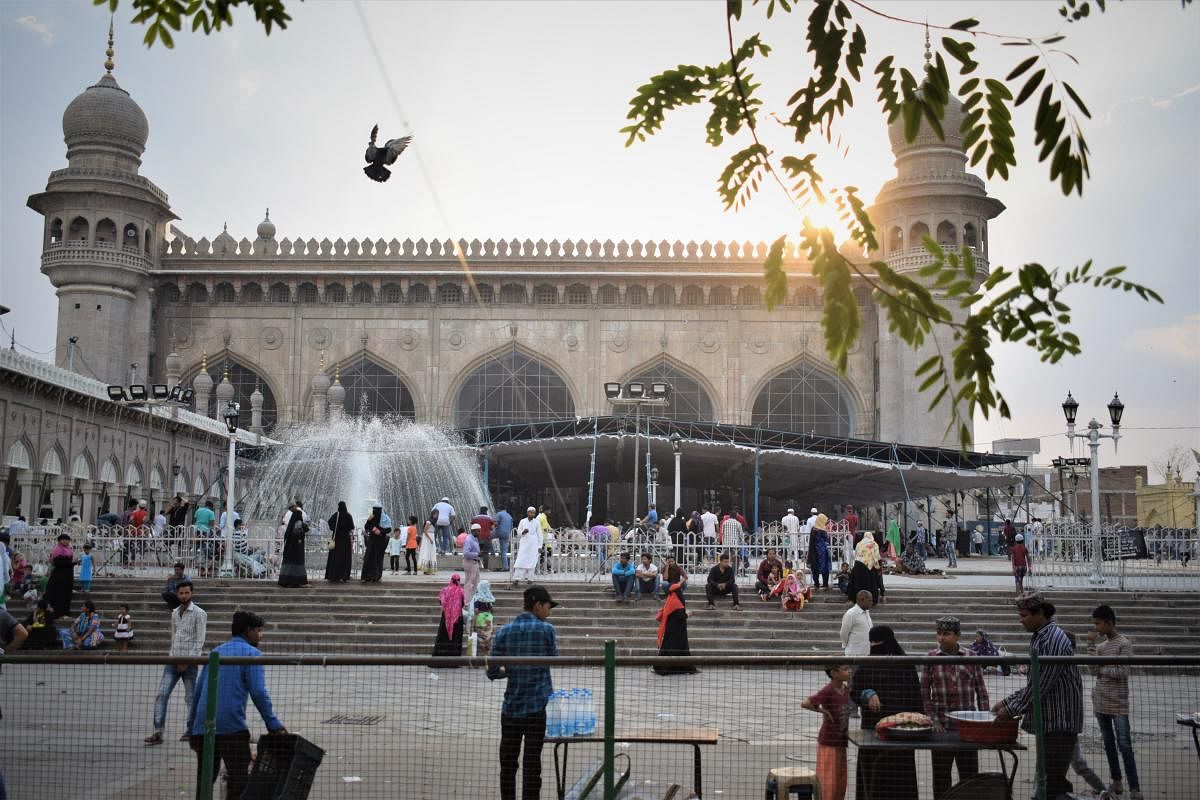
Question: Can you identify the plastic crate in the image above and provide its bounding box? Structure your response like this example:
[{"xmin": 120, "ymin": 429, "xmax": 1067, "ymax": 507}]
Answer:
[{"xmin": 238, "ymin": 734, "xmax": 324, "ymax": 800}]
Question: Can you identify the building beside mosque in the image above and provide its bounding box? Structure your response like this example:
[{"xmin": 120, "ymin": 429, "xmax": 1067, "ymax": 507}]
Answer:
[{"xmin": 10, "ymin": 39, "xmax": 1007, "ymax": 519}]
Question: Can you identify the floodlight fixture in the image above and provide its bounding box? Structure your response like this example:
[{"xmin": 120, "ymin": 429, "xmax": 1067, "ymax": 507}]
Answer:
[
  {"xmin": 180, "ymin": 388, "xmax": 195, "ymax": 405},
  {"xmin": 169, "ymin": 385, "xmax": 182, "ymax": 402},
  {"xmin": 626, "ymin": 382, "xmax": 645, "ymax": 398},
  {"xmin": 106, "ymin": 386, "xmax": 128, "ymax": 402},
  {"xmin": 151, "ymin": 384, "xmax": 169, "ymax": 400},
  {"xmin": 128, "ymin": 384, "xmax": 147, "ymax": 401},
  {"xmin": 649, "ymin": 382, "xmax": 669, "ymax": 399},
  {"xmin": 604, "ymin": 382, "xmax": 622, "ymax": 399}
]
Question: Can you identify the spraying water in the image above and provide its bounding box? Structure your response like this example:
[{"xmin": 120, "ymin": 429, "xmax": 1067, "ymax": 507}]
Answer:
[{"xmin": 243, "ymin": 416, "xmax": 490, "ymax": 527}]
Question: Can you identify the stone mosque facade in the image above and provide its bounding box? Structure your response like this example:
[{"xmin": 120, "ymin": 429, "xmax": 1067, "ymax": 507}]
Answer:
[{"xmin": 25, "ymin": 55, "xmax": 1004, "ymax": 452}]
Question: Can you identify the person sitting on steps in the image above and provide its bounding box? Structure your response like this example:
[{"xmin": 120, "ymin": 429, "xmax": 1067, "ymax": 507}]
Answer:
[{"xmin": 705, "ymin": 552, "xmax": 741, "ymax": 610}]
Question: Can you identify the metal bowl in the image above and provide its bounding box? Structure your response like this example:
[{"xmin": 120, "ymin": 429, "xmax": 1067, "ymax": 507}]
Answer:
[{"xmin": 879, "ymin": 725, "xmax": 933, "ymax": 741}]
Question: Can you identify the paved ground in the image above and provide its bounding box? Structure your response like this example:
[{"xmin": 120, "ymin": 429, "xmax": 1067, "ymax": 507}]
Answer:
[{"xmin": 3, "ymin": 661, "xmax": 1197, "ymax": 799}]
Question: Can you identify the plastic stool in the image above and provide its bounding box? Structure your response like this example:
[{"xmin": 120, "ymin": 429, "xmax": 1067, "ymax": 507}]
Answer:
[{"xmin": 765, "ymin": 767, "xmax": 822, "ymax": 800}]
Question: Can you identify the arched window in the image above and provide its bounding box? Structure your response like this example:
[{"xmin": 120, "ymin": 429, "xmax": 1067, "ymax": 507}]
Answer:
[
  {"xmin": 297, "ymin": 282, "xmax": 318, "ymax": 303},
  {"xmin": 241, "ymin": 283, "xmax": 263, "ymax": 303},
  {"xmin": 269, "ymin": 282, "xmax": 291, "ymax": 302},
  {"xmin": 534, "ymin": 284, "xmax": 558, "ymax": 304},
  {"xmin": 737, "ymin": 286, "xmax": 761, "ymax": 306},
  {"xmin": 144, "ymin": 229, "xmax": 152, "ymax": 254},
  {"xmin": 709, "ymin": 286, "xmax": 732, "ymax": 306},
  {"xmin": 680, "ymin": 285, "xmax": 704, "ymax": 306},
  {"xmin": 597, "ymin": 285, "xmax": 619, "ymax": 305},
  {"xmin": 338, "ymin": 356, "xmax": 416, "ymax": 419},
  {"xmin": 473, "ymin": 283, "xmax": 495, "ymax": 303},
  {"xmin": 453, "ymin": 349, "xmax": 575, "ymax": 429},
  {"xmin": 909, "ymin": 221, "xmax": 930, "ymax": 245},
  {"xmin": 565, "ymin": 284, "xmax": 591, "ymax": 305},
  {"xmin": 408, "ymin": 283, "xmax": 431, "ymax": 304},
  {"xmin": 185, "ymin": 283, "xmax": 208, "ymax": 303},
  {"xmin": 96, "ymin": 218, "xmax": 117, "ymax": 244},
  {"xmin": 652, "ymin": 284, "xmax": 675, "ymax": 306},
  {"xmin": 158, "ymin": 282, "xmax": 181, "ymax": 303},
  {"xmin": 68, "ymin": 216, "xmax": 89, "ymax": 242},
  {"xmin": 750, "ymin": 360, "xmax": 854, "ymax": 436},
  {"xmin": 625, "ymin": 285, "xmax": 647, "ymax": 306},
  {"xmin": 438, "ymin": 283, "xmax": 463, "ymax": 304},
  {"xmin": 122, "ymin": 222, "xmax": 139, "ymax": 249},
  {"xmin": 499, "ymin": 284, "xmax": 527, "ymax": 304},
  {"xmin": 381, "ymin": 283, "xmax": 403, "ymax": 303},
  {"xmin": 214, "ymin": 282, "xmax": 236, "ymax": 303},
  {"xmin": 887, "ymin": 226, "xmax": 903, "ymax": 253},
  {"xmin": 618, "ymin": 358, "xmax": 715, "ymax": 421},
  {"xmin": 201, "ymin": 358, "xmax": 278, "ymax": 430},
  {"xmin": 963, "ymin": 222, "xmax": 979, "ymax": 249},
  {"xmin": 936, "ymin": 220, "xmax": 957, "ymax": 247},
  {"xmin": 352, "ymin": 283, "xmax": 374, "ymax": 303},
  {"xmin": 49, "ymin": 218, "xmax": 64, "ymax": 244},
  {"xmin": 325, "ymin": 283, "xmax": 347, "ymax": 303}
]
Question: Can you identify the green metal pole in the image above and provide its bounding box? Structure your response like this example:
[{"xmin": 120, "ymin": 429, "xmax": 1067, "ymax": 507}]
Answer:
[
  {"xmin": 197, "ymin": 651, "xmax": 220, "ymax": 800},
  {"xmin": 603, "ymin": 640, "xmax": 616, "ymax": 800},
  {"xmin": 1030, "ymin": 652, "xmax": 1046, "ymax": 800}
]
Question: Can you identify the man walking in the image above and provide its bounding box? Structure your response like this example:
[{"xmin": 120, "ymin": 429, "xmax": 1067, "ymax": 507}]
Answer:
[
  {"xmin": 915, "ymin": 520, "xmax": 928, "ymax": 560},
  {"xmin": 488, "ymin": 586, "xmax": 559, "ymax": 800},
  {"xmin": 921, "ymin": 616, "xmax": 988, "ymax": 798},
  {"xmin": 1087, "ymin": 605, "xmax": 1141, "ymax": 799},
  {"xmin": 700, "ymin": 506, "xmax": 718, "ymax": 562},
  {"xmin": 188, "ymin": 611, "xmax": 286, "ymax": 799},
  {"xmin": 145, "ymin": 580, "xmax": 207, "ymax": 745},
  {"xmin": 432, "ymin": 496, "xmax": 457, "ymax": 555},
  {"xmin": 495, "ymin": 506, "xmax": 514, "ymax": 570},
  {"xmin": 840, "ymin": 590, "xmax": 873, "ymax": 656},
  {"xmin": 942, "ymin": 511, "xmax": 958, "ymax": 567}
]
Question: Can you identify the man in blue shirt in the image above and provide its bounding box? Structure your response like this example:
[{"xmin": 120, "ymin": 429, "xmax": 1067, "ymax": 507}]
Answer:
[
  {"xmin": 495, "ymin": 506, "xmax": 514, "ymax": 571},
  {"xmin": 611, "ymin": 552, "xmax": 636, "ymax": 602},
  {"xmin": 488, "ymin": 586, "xmax": 559, "ymax": 800},
  {"xmin": 645, "ymin": 503, "xmax": 658, "ymax": 526},
  {"xmin": 189, "ymin": 611, "xmax": 287, "ymax": 799}
]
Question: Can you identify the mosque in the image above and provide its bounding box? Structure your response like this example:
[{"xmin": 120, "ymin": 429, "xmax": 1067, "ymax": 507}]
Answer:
[{"xmin": 9, "ymin": 36, "xmax": 1015, "ymax": 522}]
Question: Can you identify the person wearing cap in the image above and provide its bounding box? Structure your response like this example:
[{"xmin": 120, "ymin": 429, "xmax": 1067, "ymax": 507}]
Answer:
[
  {"xmin": 511, "ymin": 507, "xmax": 543, "ymax": 588},
  {"xmin": 994, "ymin": 592, "xmax": 1083, "ymax": 800},
  {"xmin": 463, "ymin": 523, "xmax": 482, "ymax": 600},
  {"xmin": 1010, "ymin": 533, "xmax": 1030, "ymax": 594},
  {"xmin": 780, "ymin": 508, "xmax": 801, "ymax": 565},
  {"xmin": 472, "ymin": 506, "xmax": 496, "ymax": 561},
  {"xmin": 920, "ymin": 616, "xmax": 988, "ymax": 798},
  {"xmin": 431, "ymin": 496, "xmax": 457, "ymax": 555},
  {"xmin": 488, "ymin": 586, "xmax": 559, "ymax": 800}
]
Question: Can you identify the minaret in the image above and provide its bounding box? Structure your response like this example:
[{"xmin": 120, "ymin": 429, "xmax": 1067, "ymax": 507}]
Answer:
[
  {"xmin": 165, "ymin": 334, "xmax": 182, "ymax": 391},
  {"xmin": 215, "ymin": 362, "xmax": 235, "ymax": 418},
  {"xmin": 311, "ymin": 351, "xmax": 330, "ymax": 422},
  {"xmin": 870, "ymin": 32, "xmax": 1005, "ymax": 447},
  {"xmin": 193, "ymin": 351, "xmax": 213, "ymax": 415},
  {"xmin": 26, "ymin": 20, "xmax": 177, "ymax": 383},
  {"xmin": 250, "ymin": 382, "xmax": 264, "ymax": 434},
  {"xmin": 328, "ymin": 364, "xmax": 346, "ymax": 418}
]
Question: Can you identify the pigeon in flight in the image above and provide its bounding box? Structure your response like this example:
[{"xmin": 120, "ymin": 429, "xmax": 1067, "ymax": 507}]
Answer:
[{"xmin": 363, "ymin": 125, "xmax": 412, "ymax": 183}]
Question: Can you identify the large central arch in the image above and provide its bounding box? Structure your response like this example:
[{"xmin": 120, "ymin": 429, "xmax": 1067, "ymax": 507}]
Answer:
[
  {"xmin": 184, "ymin": 352, "xmax": 279, "ymax": 430},
  {"xmin": 337, "ymin": 354, "xmax": 418, "ymax": 419},
  {"xmin": 617, "ymin": 356, "xmax": 717, "ymax": 421},
  {"xmin": 749, "ymin": 357, "xmax": 857, "ymax": 436},
  {"xmin": 453, "ymin": 346, "xmax": 576, "ymax": 429}
]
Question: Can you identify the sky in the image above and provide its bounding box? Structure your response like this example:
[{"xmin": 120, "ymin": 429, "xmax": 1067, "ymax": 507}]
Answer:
[{"xmin": 1, "ymin": 0, "xmax": 1197, "ymax": 471}]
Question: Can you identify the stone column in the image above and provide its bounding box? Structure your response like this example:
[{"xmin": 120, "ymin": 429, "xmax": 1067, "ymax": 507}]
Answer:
[
  {"xmin": 311, "ymin": 353, "xmax": 330, "ymax": 422},
  {"xmin": 55, "ymin": 475, "xmax": 73, "ymax": 521},
  {"xmin": 19, "ymin": 472, "xmax": 41, "ymax": 521},
  {"xmin": 81, "ymin": 482, "xmax": 103, "ymax": 523}
]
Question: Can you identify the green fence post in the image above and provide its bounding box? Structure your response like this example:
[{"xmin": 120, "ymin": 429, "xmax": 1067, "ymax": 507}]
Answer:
[
  {"xmin": 604, "ymin": 640, "xmax": 615, "ymax": 800},
  {"xmin": 197, "ymin": 651, "xmax": 221, "ymax": 800},
  {"xmin": 1030, "ymin": 652, "xmax": 1046, "ymax": 800}
]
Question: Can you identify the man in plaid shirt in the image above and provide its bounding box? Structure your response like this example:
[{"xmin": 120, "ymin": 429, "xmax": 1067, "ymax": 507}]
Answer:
[{"xmin": 921, "ymin": 615, "xmax": 989, "ymax": 799}]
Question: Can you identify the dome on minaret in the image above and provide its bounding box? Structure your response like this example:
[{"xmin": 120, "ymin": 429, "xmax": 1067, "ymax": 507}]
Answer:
[
  {"xmin": 215, "ymin": 365, "xmax": 235, "ymax": 403},
  {"xmin": 61, "ymin": 22, "xmax": 149, "ymax": 171},
  {"xmin": 886, "ymin": 95, "xmax": 966, "ymax": 158},
  {"xmin": 256, "ymin": 209, "xmax": 276, "ymax": 240}
]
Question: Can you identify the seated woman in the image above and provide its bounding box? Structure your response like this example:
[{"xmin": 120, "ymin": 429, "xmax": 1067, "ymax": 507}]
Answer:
[
  {"xmin": 899, "ymin": 536, "xmax": 928, "ymax": 575},
  {"xmin": 775, "ymin": 571, "xmax": 810, "ymax": 611},
  {"xmin": 24, "ymin": 599, "xmax": 63, "ymax": 650},
  {"xmin": 62, "ymin": 600, "xmax": 104, "ymax": 650},
  {"xmin": 760, "ymin": 564, "xmax": 783, "ymax": 601}
]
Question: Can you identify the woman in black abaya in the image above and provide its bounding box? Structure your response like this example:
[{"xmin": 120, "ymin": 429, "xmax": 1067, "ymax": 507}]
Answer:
[
  {"xmin": 432, "ymin": 574, "xmax": 465, "ymax": 660},
  {"xmin": 324, "ymin": 501, "xmax": 355, "ymax": 582},
  {"xmin": 277, "ymin": 502, "xmax": 309, "ymax": 588},
  {"xmin": 45, "ymin": 533, "xmax": 76, "ymax": 618},
  {"xmin": 360, "ymin": 503, "xmax": 391, "ymax": 583},
  {"xmin": 849, "ymin": 625, "xmax": 922, "ymax": 800}
]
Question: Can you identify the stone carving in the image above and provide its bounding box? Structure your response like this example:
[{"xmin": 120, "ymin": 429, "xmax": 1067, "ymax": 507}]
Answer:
[
  {"xmin": 564, "ymin": 334, "xmax": 579, "ymax": 352},
  {"xmin": 748, "ymin": 333, "xmax": 770, "ymax": 354},
  {"xmin": 398, "ymin": 329, "xmax": 419, "ymax": 351},
  {"xmin": 609, "ymin": 333, "xmax": 629, "ymax": 353},
  {"xmin": 259, "ymin": 327, "xmax": 283, "ymax": 350},
  {"xmin": 308, "ymin": 327, "xmax": 332, "ymax": 349},
  {"xmin": 698, "ymin": 332, "xmax": 720, "ymax": 353},
  {"xmin": 446, "ymin": 330, "xmax": 465, "ymax": 350},
  {"xmin": 175, "ymin": 324, "xmax": 193, "ymax": 349}
]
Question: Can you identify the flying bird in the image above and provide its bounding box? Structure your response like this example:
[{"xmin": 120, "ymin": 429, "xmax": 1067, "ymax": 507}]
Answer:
[{"xmin": 363, "ymin": 125, "xmax": 412, "ymax": 183}]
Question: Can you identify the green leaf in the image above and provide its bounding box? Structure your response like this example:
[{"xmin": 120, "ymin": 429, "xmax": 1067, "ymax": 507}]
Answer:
[
  {"xmin": 949, "ymin": 18, "xmax": 980, "ymax": 31},
  {"xmin": 1006, "ymin": 55, "xmax": 1039, "ymax": 81},
  {"xmin": 1015, "ymin": 69, "xmax": 1045, "ymax": 106}
]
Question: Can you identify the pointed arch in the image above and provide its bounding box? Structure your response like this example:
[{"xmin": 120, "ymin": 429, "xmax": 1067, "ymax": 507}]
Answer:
[
  {"xmin": 125, "ymin": 459, "xmax": 144, "ymax": 488},
  {"xmin": 936, "ymin": 220, "xmax": 957, "ymax": 246},
  {"xmin": 40, "ymin": 443, "xmax": 66, "ymax": 476},
  {"xmin": 449, "ymin": 343, "xmax": 578, "ymax": 429},
  {"xmin": 331, "ymin": 352, "xmax": 420, "ymax": 419},
  {"xmin": 72, "ymin": 450, "xmax": 95, "ymax": 481},
  {"xmin": 100, "ymin": 456, "xmax": 120, "ymax": 485},
  {"xmin": 193, "ymin": 473, "xmax": 207, "ymax": 497},
  {"xmin": 5, "ymin": 438, "xmax": 33, "ymax": 470},
  {"xmin": 214, "ymin": 282, "xmax": 236, "ymax": 302},
  {"xmin": 617, "ymin": 354, "xmax": 720, "ymax": 421},
  {"xmin": 182, "ymin": 350, "xmax": 281, "ymax": 430},
  {"xmin": 909, "ymin": 221, "xmax": 930, "ymax": 244},
  {"xmin": 748, "ymin": 356, "xmax": 861, "ymax": 437},
  {"xmin": 150, "ymin": 463, "xmax": 166, "ymax": 491},
  {"xmin": 95, "ymin": 218, "xmax": 117, "ymax": 244},
  {"xmin": 173, "ymin": 467, "xmax": 190, "ymax": 496},
  {"xmin": 352, "ymin": 282, "xmax": 374, "ymax": 303},
  {"xmin": 240, "ymin": 282, "xmax": 263, "ymax": 303}
]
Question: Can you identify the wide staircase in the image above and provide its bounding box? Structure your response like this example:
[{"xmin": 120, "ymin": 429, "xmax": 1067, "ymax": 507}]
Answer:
[{"xmin": 45, "ymin": 575, "xmax": 1200, "ymax": 659}]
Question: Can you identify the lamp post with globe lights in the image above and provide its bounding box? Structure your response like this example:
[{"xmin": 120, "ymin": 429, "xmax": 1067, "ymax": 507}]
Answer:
[
  {"xmin": 1061, "ymin": 391, "xmax": 1125, "ymax": 584},
  {"xmin": 220, "ymin": 400, "xmax": 240, "ymax": 578},
  {"xmin": 670, "ymin": 431, "xmax": 683, "ymax": 513}
]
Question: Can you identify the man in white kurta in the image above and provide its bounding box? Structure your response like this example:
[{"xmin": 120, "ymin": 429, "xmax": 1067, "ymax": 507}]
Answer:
[
  {"xmin": 781, "ymin": 508, "xmax": 801, "ymax": 565},
  {"xmin": 511, "ymin": 506, "xmax": 543, "ymax": 587}
]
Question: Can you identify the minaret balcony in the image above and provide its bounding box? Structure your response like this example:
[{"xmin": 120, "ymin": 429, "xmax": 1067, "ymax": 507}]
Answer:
[
  {"xmin": 885, "ymin": 245, "xmax": 988, "ymax": 276},
  {"xmin": 42, "ymin": 239, "xmax": 152, "ymax": 271}
]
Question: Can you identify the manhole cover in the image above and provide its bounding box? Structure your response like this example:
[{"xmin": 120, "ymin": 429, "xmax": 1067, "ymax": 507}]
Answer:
[{"xmin": 322, "ymin": 713, "xmax": 386, "ymax": 726}]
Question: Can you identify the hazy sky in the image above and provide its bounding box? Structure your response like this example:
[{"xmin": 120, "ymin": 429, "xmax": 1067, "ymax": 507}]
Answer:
[{"xmin": 1, "ymin": 1, "xmax": 1197, "ymax": 469}]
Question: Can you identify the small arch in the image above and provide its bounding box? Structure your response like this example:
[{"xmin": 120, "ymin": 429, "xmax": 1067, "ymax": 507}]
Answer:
[
  {"xmin": 887, "ymin": 226, "xmax": 903, "ymax": 253},
  {"xmin": 41, "ymin": 445, "xmax": 65, "ymax": 476},
  {"xmin": 963, "ymin": 222, "xmax": 979, "ymax": 249},
  {"xmin": 122, "ymin": 222, "xmax": 140, "ymax": 248},
  {"xmin": 150, "ymin": 464, "xmax": 166, "ymax": 491},
  {"xmin": 157, "ymin": 282, "xmax": 181, "ymax": 303},
  {"xmin": 680, "ymin": 285, "xmax": 704, "ymax": 306},
  {"xmin": 437, "ymin": 283, "xmax": 463, "ymax": 304},
  {"xmin": 125, "ymin": 460, "xmax": 144, "ymax": 489},
  {"xmin": 408, "ymin": 283, "xmax": 431, "ymax": 304},
  {"xmin": 144, "ymin": 228, "xmax": 152, "ymax": 254},
  {"xmin": 499, "ymin": 283, "xmax": 527, "ymax": 304},
  {"xmin": 737, "ymin": 286, "xmax": 761, "ymax": 306},
  {"xmin": 99, "ymin": 456, "xmax": 120, "ymax": 485},
  {"xmin": 185, "ymin": 282, "xmax": 208, "ymax": 303},
  {"xmin": 192, "ymin": 473, "xmax": 206, "ymax": 497},
  {"xmin": 936, "ymin": 220, "xmax": 957, "ymax": 247},
  {"xmin": 325, "ymin": 282, "xmax": 347, "ymax": 303},
  {"xmin": 381, "ymin": 283, "xmax": 403, "ymax": 303},
  {"xmin": 68, "ymin": 216, "xmax": 89, "ymax": 242},
  {"xmin": 749, "ymin": 356, "xmax": 859, "ymax": 436},
  {"xmin": 533, "ymin": 284, "xmax": 558, "ymax": 304},
  {"xmin": 71, "ymin": 451, "xmax": 94, "ymax": 481},
  {"xmin": 564, "ymin": 283, "xmax": 591, "ymax": 305},
  {"xmin": 597, "ymin": 284, "xmax": 619, "ymax": 305},
  {"xmin": 352, "ymin": 282, "xmax": 374, "ymax": 303},
  {"xmin": 473, "ymin": 283, "xmax": 495, "ymax": 303},
  {"xmin": 214, "ymin": 282, "xmax": 236, "ymax": 303},
  {"xmin": 240, "ymin": 282, "xmax": 263, "ymax": 303},
  {"xmin": 709, "ymin": 285, "xmax": 732, "ymax": 306},
  {"xmin": 908, "ymin": 221, "xmax": 930, "ymax": 246},
  {"xmin": 269, "ymin": 282, "xmax": 291, "ymax": 302},
  {"xmin": 173, "ymin": 467, "xmax": 189, "ymax": 496},
  {"xmin": 49, "ymin": 218, "xmax": 64, "ymax": 244},
  {"xmin": 625, "ymin": 285, "xmax": 647, "ymax": 306},
  {"xmin": 297, "ymin": 282, "xmax": 319, "ymax": 303},
  {"xmin": 95, "ymin": 218, "xmax": 117, "ymax": 244},
  {"xmin": 652, "ymin": 284, "xmax": 675, "ymax": 306},
  {"xmin": 5, "ymin": 439, "xmax": 33, "ymax": 470}
]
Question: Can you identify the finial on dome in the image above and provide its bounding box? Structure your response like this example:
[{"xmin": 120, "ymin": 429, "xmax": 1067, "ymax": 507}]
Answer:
[
  {"xmin": 222, "ymin": 362, "xmax": 230, "ymax": 382},
  {"xmin": 265, "ymin": 207, "xmax": 270, "ymax": 220},
  {"xmin": 333, "ymin": 364, "xmax": 341, "ymax": 384},
  {"xmin": 923, "ymin": 22, "xmax": 931, "ymax": 72},
  {"xmin": 200, "ymin": 350, "xmax": 208, "ymax": 371},
  {"xmin": 320, "ymin": 350, "xmax": 326, "ymax": 371},
  {"xmin": 223, "ymin": 222, "xmax": 228, "ymax": 233},
  {"xmin": 104, "ymin": 17, "xmax": 115, "ymax": 74}
]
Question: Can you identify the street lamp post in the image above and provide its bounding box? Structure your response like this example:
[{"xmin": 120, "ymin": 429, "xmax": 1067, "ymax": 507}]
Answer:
[
  {"xmin": 650, "ymin": 466, "xmax": 660, "ymax": 507},
  {"xmin": 670, "ymin": 432, "xmax": 682, "ymax": 513},
  {"xmin": 221, "ymin": 400, "xmax": 240, "ymax": 578},
  {"xmin": 1061, "ymin": 391, "xmax": 1124, "ymax": 584},
  {"xmin": 605, "ymin": 381, "xmax": 669, "ymax": 520}
]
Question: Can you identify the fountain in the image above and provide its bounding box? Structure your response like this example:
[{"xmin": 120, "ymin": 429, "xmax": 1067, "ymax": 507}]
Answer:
[{"xmin": 243, "ymin": 415, "xmax": 490, "ymax": 529}]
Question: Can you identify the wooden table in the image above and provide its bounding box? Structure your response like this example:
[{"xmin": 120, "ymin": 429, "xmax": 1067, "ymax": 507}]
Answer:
[
  {"xmin": 548, "ymin": 726, "xmax": 719, "ymax": 800},
  {"xmin": 1178, "ymin": 716, "xmax": 1200, "ymax": 761},
  {"xmin": 848, "ymin": 729, "xmax": 1027, "ymax": 799}
]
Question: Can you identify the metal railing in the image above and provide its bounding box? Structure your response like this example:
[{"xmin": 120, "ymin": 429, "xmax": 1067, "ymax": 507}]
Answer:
[{"xmin": 1026, "ymin": 522, "xmax": 1199, "ymax": 591}]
